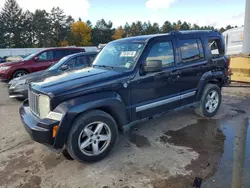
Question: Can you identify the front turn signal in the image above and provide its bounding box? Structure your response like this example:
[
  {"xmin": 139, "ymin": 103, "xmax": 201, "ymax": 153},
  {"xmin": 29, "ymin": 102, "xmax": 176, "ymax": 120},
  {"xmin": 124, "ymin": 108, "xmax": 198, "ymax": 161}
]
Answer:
[{"xmin": 52, "ymin": 125, "xmax": 59, "ymax": 138}]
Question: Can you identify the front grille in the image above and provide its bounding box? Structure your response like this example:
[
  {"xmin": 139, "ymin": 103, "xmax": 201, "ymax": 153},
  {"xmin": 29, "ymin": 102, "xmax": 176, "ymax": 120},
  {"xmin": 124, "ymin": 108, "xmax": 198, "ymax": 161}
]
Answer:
[{"xmin": 28, "ymin": 89, "xmax": 39, "ymax": 116}]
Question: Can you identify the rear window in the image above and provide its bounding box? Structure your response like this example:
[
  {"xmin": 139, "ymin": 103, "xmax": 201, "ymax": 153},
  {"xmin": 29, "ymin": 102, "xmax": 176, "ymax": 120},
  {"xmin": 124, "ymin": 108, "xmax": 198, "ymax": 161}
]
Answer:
[
  {"xmin": 208, "ymin": 38, "xmax": 224, "ymax": 58},
  {"xmin": 179, "ymin": 39, "xmax": 204, "ymax": 63}
]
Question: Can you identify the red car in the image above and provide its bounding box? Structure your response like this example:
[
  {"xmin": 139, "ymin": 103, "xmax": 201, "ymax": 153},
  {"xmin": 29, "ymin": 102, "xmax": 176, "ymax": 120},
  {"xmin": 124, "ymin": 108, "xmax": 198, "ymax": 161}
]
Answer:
[{"xmin": 0, "ymin": 47, "xmax": 85, "ymax": 82}]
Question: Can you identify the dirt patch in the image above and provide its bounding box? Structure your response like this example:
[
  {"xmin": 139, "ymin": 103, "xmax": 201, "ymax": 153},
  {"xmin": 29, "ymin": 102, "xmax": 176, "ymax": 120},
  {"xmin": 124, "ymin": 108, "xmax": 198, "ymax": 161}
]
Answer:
[
  {"xmin": 41, "ymin": 153, "xmax": 65, "ymax": 170},
  {"xmin": 151, "ymin": 175, "xmax": 194, "ymax": 188},
  {"xmin": 158, "ymin": 119, "xmax": 226, "ymax": 186},
  {"xmin": 129, "ymin": 133, "xmax": 150, "ymax": 148},
  {"xmin": 15, "ymin": 175, "xmax": 42, "ymax": 188},
  {"xmin": 0, "ymin": 154, "xmax": 35, "ymax": 186}
]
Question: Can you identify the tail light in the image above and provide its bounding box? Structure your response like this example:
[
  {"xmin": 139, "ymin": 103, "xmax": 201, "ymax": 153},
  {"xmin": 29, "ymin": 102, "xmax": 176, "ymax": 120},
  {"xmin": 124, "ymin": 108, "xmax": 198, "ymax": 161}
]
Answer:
[{"xmin": 225, "ymin": 56, "xmax": 232, "ymax": 76}]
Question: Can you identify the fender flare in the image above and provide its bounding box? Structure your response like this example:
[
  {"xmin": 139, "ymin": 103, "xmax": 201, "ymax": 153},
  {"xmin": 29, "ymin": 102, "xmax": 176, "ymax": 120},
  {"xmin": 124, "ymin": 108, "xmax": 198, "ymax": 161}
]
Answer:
[
  {"xmin": 53, "ymin": 91, "xmax": 129, "ymax": 149},
  {"xmin": 196, "ymin": 71, "xmax": 225, "ymax": 101}
]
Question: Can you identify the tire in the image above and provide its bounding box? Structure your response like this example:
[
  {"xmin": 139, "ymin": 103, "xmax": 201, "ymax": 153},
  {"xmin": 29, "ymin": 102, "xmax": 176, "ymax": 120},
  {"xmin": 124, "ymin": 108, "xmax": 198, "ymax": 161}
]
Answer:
[
  {"xmin": 12, "ymin": 70, "xmax": 28, "ymax": 79},
  {"xmin": 66, "ymin": 110, "xmax": 118, "ymax": 163},
  {"xmin": 195, "ymin": 84, "xmax": 221, "ymax": 118}
]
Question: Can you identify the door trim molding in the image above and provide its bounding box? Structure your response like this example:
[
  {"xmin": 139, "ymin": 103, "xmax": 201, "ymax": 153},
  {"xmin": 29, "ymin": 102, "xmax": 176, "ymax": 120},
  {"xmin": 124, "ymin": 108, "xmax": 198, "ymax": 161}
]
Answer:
[{"xmin": 136, "ymin": 91, "xmax": 196, "ymax": 112}]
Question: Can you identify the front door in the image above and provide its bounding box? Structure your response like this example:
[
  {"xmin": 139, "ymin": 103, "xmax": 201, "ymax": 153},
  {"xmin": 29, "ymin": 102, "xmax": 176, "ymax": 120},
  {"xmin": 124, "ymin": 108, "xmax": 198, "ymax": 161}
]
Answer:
[
  {"xmin": 32, "ymin": 50, "xmax": 55, "ymax": 72},
  {"xmin": 130, "ymin": 38, "xmax": 182, "ymax": 119}
]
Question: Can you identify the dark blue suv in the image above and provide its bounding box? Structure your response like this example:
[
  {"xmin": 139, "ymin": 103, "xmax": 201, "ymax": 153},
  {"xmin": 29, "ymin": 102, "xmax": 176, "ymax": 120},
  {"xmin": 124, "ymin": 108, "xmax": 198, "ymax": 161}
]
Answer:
[{"xmin": 19, "ymin": 30, "xmax": 230, "ymax": 162}]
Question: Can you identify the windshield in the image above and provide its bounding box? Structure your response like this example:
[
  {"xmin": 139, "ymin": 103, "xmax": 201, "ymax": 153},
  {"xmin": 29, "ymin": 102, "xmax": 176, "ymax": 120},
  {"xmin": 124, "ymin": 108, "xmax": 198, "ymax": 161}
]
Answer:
[
  {"xmin": 93, "ymin": 42, "xmax": 145, "ymax": 71},
  {"xmin": 23, "ymin": 52, "xmax": 40, "ymax": 61},
  {"xmin": 47, "ymin": 56, "xmax": 69, "ymax": 71}
]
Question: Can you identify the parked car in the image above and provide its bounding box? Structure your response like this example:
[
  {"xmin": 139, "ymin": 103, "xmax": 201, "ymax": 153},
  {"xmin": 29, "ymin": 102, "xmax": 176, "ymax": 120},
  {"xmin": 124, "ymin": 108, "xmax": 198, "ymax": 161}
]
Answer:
[
  {"xmin": 8, "ymin": 52, "xmax": 98, "ymax": 100},
  {"xmin": 20, "ymin": 30, "xmax": 230, "ymax": 163},
  {"xmin": 0, "ymin": 47, "xmax": 85, "ymax": 82}
]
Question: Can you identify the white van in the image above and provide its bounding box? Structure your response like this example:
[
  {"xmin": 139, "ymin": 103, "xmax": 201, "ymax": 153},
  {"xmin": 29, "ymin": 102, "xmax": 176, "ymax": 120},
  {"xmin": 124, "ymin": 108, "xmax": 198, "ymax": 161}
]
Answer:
[{"xmin": 222, "ymin": 27, "xmax": 244, "ymax": 55}]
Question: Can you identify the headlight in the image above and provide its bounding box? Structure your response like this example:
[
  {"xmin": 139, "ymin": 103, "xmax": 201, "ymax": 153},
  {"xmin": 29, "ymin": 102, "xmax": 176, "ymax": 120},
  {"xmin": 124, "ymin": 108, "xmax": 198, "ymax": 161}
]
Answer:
[
  {"xmin": 9, "ymin": 79, "xmax": 26, "ymax": 89},
  {"xmin": 38, "ymin": 95, "xmax": 50, "ymax": 119},
  {"xmin": 0, "ymin": 66, "xmax": 10, "ymax": 71}
]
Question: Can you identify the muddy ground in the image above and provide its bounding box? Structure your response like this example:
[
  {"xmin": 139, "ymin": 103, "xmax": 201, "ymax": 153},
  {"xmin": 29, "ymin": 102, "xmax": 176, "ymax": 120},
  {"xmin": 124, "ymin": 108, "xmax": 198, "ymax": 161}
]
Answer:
[{"xmin": 0, "ymin": 83, "xmax": 250, "ymax": 188}]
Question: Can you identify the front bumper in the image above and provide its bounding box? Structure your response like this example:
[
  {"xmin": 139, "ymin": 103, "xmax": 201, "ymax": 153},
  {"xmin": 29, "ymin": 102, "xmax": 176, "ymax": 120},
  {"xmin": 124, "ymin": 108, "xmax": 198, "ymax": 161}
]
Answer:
[
  {"xmin": 8, "ymin": 85, "xmax": 28, "ymax": 99},
  {"xmin": 0, "ymin": 73, "xmax": 9, "ymax": 82},
  {"xmin": 19, "ymin": 100, "xmax": 60, "ymax": 147}
]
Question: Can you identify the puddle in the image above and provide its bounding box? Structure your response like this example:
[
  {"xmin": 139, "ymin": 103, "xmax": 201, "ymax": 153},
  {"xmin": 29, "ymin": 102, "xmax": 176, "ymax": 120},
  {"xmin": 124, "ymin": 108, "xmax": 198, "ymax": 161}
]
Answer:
[
  {"xmin": 156, "ymin": 117, "xmax": 250, "ymax": 188},
  {"xmin": 202, "ymin": 118, "xmax": 250, "ymax": 188}
]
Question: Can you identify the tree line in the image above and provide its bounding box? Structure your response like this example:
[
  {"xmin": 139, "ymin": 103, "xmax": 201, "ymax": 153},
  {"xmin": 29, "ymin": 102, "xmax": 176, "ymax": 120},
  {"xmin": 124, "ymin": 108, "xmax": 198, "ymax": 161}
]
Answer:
[{"xmin": 0, "ymin": 0, "xmax": 237, "ymax": 48}]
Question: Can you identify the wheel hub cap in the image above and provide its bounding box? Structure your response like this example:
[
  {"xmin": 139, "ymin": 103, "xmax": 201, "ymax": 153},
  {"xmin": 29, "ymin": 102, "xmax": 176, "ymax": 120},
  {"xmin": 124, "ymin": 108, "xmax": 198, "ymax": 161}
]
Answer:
[
  {"xmin": 205, "ymin": 90, "xmax": 219, "ymax": 113},
  {"xmin": 78, "ymin": 121, "xmax": 111, "ymax": 156}
]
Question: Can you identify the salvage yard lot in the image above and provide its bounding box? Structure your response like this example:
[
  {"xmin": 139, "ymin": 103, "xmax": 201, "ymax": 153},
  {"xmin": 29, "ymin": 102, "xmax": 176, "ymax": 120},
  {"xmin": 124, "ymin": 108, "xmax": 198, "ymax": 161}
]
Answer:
[{"xmin": 0, "ymin": 83, "xmax": 250, "ymax": 188}]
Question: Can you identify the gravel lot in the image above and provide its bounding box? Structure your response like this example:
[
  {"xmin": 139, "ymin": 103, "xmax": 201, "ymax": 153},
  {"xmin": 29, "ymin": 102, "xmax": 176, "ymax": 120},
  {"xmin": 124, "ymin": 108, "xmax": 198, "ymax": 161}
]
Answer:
[{"xmin": 0, "ymin": 82, "xmax": 250, "ymax": 188}]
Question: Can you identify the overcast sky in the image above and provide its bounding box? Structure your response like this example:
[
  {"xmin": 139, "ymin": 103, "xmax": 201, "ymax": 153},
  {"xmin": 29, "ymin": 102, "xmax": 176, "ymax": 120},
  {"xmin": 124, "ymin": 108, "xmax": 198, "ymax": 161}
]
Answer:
[{"xmin": 0, "ymin": 0, "xmax": 246, "ymax": 28}]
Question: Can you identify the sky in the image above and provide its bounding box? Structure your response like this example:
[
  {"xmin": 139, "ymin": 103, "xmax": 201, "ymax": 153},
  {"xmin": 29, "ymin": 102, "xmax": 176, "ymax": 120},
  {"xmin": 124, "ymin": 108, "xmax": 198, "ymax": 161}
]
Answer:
[{"xmin": 0, "ymin": 0, "xmax": 246, "ymax": 28}]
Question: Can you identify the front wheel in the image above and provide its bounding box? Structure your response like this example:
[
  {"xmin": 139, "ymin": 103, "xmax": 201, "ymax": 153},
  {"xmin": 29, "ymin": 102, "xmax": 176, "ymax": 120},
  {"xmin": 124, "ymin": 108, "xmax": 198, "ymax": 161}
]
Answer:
[
  {"xmin": 66, "ymin": 110, "xmax": 118, "ymax": 163},
  {"xmin": 12, "ymin": 70, "xmax": 28, "ymax": 79},
  {"xmin": 195, "ymin": 84, "xmax": 222, "ymax": 118}
]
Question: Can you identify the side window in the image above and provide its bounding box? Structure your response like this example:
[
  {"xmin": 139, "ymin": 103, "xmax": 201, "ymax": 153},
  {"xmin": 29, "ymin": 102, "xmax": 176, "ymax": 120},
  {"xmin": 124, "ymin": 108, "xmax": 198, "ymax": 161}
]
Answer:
[
  {"xmin": 38, "ymin": 51, "xmax": 53, "ymax": 61},
  {"xmin": 146, "ymin": 41, "xmax": 174, "ymax": 68},
  {"xmin": 75, "ymin": 56, "xmax": 88, "ymax": 67},
  {"xmin": 64, "ymin": 58, "xmax": 76, "ymax": 69},
  {"xmin": 54, "ymin": 50, "xmax": 66, "ymax": 59},
  {"xmin": 208, "ymin": 38, "xmax": 224, "ymax": 58},
  {"xmin": 88, "ymin": 54, "xmax": 97, "ymax": 64},
  {"xmin": 179, "ymin": 39, "xmax": 204, "ymax": 63}
]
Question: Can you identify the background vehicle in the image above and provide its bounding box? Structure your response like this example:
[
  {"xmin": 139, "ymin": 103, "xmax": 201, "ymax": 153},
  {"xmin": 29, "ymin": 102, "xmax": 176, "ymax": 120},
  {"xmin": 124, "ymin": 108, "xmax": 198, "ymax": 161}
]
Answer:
[
  {"xmin": 222, "ymin": 27, "xmax": 244, "ymax": 55},
  {"xmin": 8, "ymin": 52, "xmax": 98, "ymax": 99},
  {"xmin": 20, "ymin": 30, "xmax": 230, "ymax": 163},
  {"xmin": 0, "ymin": 47, "xmax": 85, "ymax": 82}
]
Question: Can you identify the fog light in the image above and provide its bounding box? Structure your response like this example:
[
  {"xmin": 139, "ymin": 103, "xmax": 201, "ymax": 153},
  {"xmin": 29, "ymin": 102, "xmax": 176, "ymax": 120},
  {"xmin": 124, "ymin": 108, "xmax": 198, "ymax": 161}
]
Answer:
[{"xmin": 52, "ymin": 125, "xmax": 59, "ymax": 138}]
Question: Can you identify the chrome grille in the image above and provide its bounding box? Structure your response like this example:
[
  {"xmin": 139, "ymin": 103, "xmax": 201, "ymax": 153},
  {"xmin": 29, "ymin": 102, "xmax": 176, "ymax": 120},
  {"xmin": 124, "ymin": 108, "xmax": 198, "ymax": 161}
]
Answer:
[{"xmin": 28, "ymin": 89, "xmax": 39, "ymax": 116}]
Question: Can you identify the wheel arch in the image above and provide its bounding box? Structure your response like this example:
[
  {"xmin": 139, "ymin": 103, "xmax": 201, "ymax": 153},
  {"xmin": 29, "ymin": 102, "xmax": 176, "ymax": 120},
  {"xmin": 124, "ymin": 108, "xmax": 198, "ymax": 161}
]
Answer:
[
  {"xmin": 196, "ymin": 71, "xmax": 224, "ymax": 101},
  {"xmin": 52, "ymin": 91, "xmax": 129, "ymax": 149},
  {"xmin": 12, "ymin": 69, "xmax": 29, "ymax": 78}
]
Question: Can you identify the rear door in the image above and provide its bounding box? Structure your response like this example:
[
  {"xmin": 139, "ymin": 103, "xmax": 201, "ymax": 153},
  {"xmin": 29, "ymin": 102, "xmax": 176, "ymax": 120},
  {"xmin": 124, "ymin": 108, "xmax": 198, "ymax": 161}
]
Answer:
[{"xmin": 175, "ymin": 37, "xmax": 208, "ymax": 105}]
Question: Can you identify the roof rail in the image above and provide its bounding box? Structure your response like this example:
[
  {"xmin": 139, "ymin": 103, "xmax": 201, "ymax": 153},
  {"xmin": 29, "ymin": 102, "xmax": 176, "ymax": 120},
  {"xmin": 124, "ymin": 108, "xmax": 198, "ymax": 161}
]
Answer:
[{"xmin": 169, "ymin": 30, "xmax": 181, "ymax": 35}]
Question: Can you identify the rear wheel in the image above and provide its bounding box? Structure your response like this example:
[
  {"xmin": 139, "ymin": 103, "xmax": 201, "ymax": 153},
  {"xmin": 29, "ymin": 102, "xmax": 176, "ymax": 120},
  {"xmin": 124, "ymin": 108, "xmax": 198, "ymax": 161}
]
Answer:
[
  {"xmin": 12, "ymin": 70, "xmax": 28, "ymax": 79},
  {"xmin": 195, "ymin": 84, "xmax": 221, "ymax": 118},
  {"xmin": 66, "ymin": 110, "xmax": 118, "ymax": 163}
]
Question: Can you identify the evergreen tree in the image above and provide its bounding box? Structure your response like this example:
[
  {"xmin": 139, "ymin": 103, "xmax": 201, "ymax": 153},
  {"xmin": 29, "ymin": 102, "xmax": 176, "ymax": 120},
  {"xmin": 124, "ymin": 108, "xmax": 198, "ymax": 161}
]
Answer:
[
  {"xmin": 32, "ymin": 9, "xmax": 52, "ymax": 47},
  {"xmin": 0, "ymin": 0, "xmax": 24, "ymax": 47}
]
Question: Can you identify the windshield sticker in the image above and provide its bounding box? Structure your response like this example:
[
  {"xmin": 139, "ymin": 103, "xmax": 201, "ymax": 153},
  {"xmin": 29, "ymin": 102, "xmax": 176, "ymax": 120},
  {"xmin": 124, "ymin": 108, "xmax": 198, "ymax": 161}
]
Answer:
[
  {"xmin": 125, "ymin": 63, "xmax": 131, "ymax": 68},
  {"xmin": 120, "ymin": 51, "xmax": 136, "ymax": 57}
]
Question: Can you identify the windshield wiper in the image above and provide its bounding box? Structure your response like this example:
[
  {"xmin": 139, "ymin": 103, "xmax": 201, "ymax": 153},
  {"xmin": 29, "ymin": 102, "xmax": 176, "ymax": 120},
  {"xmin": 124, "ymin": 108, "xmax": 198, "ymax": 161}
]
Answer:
[{"xmin": 93, "ymin": 65, "xmax": 114, "ymax": 70}]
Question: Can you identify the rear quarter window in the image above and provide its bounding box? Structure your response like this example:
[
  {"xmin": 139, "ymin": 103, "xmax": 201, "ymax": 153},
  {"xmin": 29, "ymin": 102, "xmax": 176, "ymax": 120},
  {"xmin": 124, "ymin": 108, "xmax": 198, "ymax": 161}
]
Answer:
[{"xmin": 208, "ymin": 38, "xmax": 224, "ymax": 58}]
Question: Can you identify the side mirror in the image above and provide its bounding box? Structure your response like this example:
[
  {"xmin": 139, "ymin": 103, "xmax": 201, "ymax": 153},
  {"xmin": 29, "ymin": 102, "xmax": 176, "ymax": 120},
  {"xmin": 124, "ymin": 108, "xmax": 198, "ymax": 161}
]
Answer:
[
  {"xmin": 61, "ymin": 65, "xmax": 69, "ymax": 71},
  {"xmin": 34, "ymin": 57, "xmax": 39, "ymax": 61},
  {"xmin": 143, "ymin": 60, "xmax": 163, "ymax": 73}
]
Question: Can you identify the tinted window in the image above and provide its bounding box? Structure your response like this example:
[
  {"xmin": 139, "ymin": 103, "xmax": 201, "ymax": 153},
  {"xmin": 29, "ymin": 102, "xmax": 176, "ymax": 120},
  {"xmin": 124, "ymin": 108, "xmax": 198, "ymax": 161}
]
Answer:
[
  {"xmin": 38, "ymin": 51, "xmax": 53, "ymax": 61},
  {"xmin": 75, "ymin": 56, "xmax": 88, "ymax": 67},
  {"xmin": 64, "ymin": 58, "xmax": 76, "ymax": 69},
  {"xmin": 146, "ymin": 41, "xmax": 174, "ymax": 68},
  {"xmin": 208, "ymin": 38, "xmax": 224, "ymax": 58},
  {"xmin": 179, "ymin": 39, "xmax": 204, "ymax": 63},
  {"xmin": 54, "ymin": 50, "xmax": 67, "ymax": 59},
  {"xmin": 88, "ymin": 54, "xmax": 97, "ymax": 63}
]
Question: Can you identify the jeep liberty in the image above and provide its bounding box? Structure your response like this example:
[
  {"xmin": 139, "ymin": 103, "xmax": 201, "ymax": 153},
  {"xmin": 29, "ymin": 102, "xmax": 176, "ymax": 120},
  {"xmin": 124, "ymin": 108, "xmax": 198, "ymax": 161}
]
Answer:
[{"xmin": 20, "ymin": 30, "xmax": 231, "ymax": 162}]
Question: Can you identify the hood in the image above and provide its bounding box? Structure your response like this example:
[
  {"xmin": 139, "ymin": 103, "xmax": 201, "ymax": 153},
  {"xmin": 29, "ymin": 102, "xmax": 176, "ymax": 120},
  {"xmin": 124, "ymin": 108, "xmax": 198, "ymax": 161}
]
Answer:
[
  {"xmin": 11, "ymin": 70, "xmax": 58, "ymax": 83},
  {"xmin": 31, "ymin": 67, "xmax": 125, "ymax": 96},
  {"xmin": 0, "ymin": 60, "xmax": 26, "ymax": 67}
]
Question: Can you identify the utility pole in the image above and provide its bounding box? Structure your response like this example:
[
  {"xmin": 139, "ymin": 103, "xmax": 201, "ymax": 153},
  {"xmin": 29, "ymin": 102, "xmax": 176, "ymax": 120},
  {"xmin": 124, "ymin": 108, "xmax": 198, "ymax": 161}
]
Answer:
[{"xmin": 242, "ymin": 0, "xmax": 250, "ymax": 54}]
